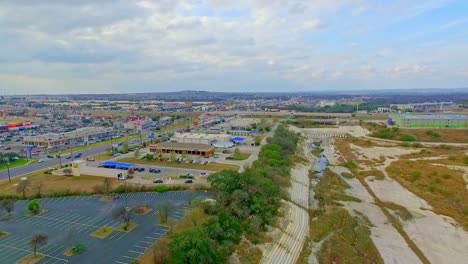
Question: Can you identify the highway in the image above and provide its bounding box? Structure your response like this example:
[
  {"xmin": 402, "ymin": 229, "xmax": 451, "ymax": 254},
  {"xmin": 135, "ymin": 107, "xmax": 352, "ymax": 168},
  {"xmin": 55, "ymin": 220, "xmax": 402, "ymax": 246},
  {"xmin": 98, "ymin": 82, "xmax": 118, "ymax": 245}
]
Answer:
[{"xmin": 0, "ymin": 143, "xmax": 112, "ymax": 181}]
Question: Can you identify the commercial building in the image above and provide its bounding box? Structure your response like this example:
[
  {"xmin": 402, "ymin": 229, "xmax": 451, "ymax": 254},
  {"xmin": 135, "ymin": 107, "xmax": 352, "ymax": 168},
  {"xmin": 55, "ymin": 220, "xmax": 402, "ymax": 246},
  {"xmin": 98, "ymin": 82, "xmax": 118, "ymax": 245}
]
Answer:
[
  {"xmin": 23, "ymin": 127, "xmax": 113, "ymax": 148},
  {"xmin": 149, "ymin": 142, "xmax": 215, "ymax": 156},
  {"xmin": 389, "ymin": 114, "xmax": 468, "ymax": 128},
  {"xmin": 390, "ymin": 102, "xmax": 459, "ymax": 112}
]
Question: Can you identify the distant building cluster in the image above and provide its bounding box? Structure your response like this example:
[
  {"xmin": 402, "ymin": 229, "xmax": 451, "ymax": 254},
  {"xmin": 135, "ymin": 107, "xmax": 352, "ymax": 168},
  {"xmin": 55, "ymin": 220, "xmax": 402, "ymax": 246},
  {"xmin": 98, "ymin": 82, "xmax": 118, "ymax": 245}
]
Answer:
[{"xmin": 389, "ymin": 113, "xmax": 468, "ymax": 129}]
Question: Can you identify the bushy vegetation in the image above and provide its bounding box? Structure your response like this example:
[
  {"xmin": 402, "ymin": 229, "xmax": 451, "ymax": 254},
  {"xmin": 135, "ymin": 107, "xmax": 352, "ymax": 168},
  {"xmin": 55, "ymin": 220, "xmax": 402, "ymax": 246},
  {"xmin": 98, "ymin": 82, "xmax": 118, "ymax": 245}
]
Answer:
[
  {"xmin": 165, "ymin": 125, "xmax": 299, "ymax": 263},
  {"xmin": 71, "ymin": 244, "xmax": 87, "ymax": 255},
  {"xmin": 28, "ymin": 200, "xmax": 40, "ymax": 215},
  {"xmin": 371, "ymin": 127, "xmax": 400, "ymax": 139},
  {"xmin": 426, "ymin": 130, "xmax": 441, "ymax": 138}
]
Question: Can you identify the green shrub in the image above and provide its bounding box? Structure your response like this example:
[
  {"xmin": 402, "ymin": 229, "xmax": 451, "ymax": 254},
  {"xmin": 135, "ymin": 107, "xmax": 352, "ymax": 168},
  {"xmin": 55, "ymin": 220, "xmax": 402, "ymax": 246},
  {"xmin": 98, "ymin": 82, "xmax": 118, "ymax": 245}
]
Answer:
[
  {"xmin": 425, "ymin": 130, "xmax": 440, "ymax": 138},
  {"xmin": 400, "ymin": 134, "xmax": 416, "ymax": 142},
  {"xmin": 154, "ymin": 185, "xmax": 170, "ymax": 193},
  {"xmin": 341, "ymin": 172, "xmax": 355, "ymax": 179},
  {"xmin": 411, "ymin": 143, "xmax": 423, "ymax": 148},
  {"xmin": 71, "ymin": 244, "xmax": 87, "ymax": 255},
  {"xmin": 145, "ymin": 154, "xmax": 153, "ymax": 161},
  {"xmin": 344, "ymin": 160, "xmax": 357, "ymax": 170},
  {"xmin": 28, "ymin": 200, "xmax": 40, "ymax": 215}
]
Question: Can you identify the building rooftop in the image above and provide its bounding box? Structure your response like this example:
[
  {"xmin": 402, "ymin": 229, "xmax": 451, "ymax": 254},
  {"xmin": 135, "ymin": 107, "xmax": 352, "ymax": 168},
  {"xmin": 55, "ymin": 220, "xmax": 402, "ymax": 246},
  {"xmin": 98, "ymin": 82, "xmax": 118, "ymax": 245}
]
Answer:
[
  {"xmin": 399, "ymin": 114, "xmax": 468, "ymax": 120},
  {"xmin": 152, "ymin": 142, "xmax": 214, "ymax": 151}
]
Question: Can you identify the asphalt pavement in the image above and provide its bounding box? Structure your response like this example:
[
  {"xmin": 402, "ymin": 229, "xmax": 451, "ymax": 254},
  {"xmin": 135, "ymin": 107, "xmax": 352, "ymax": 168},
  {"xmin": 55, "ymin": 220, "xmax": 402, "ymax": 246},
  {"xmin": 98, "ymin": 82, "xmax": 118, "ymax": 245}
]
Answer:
[{"xmin": 0, "ymin": 143, "xmax": 111, "ymax": 181}]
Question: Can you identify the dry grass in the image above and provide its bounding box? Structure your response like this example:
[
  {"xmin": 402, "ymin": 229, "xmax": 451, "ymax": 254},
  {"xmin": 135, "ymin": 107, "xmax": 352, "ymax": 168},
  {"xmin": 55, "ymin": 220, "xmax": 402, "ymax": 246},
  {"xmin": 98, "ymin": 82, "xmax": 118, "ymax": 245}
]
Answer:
[
  {"xmin": 359, "ymin": 169, "xmax": 385, "ymax": 180},
  {"xmin": 118, "ymin": 157, "xmax": 239, "ymax": 172},
  {"xmin": 0, "ymin": 171, "xmax": 121, "ymax": 198},
  {"xmin": 19, "ymin": 254, "xmax": 44, "ymax": 264},
  {"xmin": 115, "ymin": 222, "xmax": 138, "ymax": 232},
  {"xmin": 386, "ymin": 160, "xmax": 468, "ymax": 229},
  {"xmin": 382, "ymin": 202, "xmax": 413, "ymax": 221},
  {"xmin": 90, "ymin": 226, "xmax": 114, "ymax": 238},
  {"xmin": 399, "ymin": 129, "xmax": 468, "ymax": 143}
]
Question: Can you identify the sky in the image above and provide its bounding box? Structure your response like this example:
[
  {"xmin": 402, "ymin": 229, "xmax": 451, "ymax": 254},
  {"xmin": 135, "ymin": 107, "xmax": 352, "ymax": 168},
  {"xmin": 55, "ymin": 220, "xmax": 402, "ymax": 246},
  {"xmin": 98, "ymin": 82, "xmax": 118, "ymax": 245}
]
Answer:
[{"xmin": 0, "ymin": 0, "xmax": 467, "ymax": 94}]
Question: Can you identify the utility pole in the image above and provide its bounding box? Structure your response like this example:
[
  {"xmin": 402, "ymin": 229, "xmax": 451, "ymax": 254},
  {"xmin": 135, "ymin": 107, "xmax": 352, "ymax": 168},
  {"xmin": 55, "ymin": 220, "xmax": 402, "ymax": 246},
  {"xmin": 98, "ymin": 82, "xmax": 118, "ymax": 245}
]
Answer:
[
  {"xmin": 4, "ymin": 157, "xmax": 11, "ymax": 183},
  {"xmin": 58, "ymin": 151, "xmax": 62, "ymax": 168}
]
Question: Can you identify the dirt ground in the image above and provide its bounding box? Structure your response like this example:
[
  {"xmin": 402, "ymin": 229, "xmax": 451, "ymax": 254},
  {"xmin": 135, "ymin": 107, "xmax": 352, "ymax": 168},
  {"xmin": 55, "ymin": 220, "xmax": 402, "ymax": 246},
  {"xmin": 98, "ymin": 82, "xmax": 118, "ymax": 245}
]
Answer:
[{"xmin": 333, "ymin": 136, "xmax": 468, "ymax": 263}]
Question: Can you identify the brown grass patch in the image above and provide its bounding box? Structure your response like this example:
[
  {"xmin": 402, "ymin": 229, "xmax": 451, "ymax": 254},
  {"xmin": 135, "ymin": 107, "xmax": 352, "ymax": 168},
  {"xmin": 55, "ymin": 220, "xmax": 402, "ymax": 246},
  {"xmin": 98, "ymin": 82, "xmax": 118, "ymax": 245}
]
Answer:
[
  {"xmin": 359, "ymin": 169, "xmax": 385, "ymax": 180},
  {"xmin": 399, "ymin": 129, "xmax": 468, "ymax": 143},
  {"xmin": 19, "ymin": 254, "xmax": 44, "ymax": 264},
  {"xmin": 118, "ymin": 157, "xmax": 239, "ymax": 172},
  {"xmin": 0, "ymin": 170, "xmax": 121, "ymax": 199},
  {"xmin": 90, "ymin": 226, "xmax": 113, "ymax": 238},
  {"xmin": 386, "ymin": 160, "xmax": 468, "ymax": 229}
]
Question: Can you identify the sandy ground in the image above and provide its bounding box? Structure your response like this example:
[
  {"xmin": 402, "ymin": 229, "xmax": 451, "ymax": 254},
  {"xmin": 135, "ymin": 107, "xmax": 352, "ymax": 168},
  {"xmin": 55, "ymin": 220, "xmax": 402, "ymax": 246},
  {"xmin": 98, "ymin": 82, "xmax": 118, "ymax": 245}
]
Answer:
[
  {"xmin": 402, "ymin": 209, "xmax": 468, "ymax": 264},
  {"xmin": 344, "ymin": 201, "xmax": 422, "ymax": 264},
  {"xmin": 346, "ymin": 138, "xmax": 468, "ymax": 264},
  {"xmin": 328, "ymin": 165, "xmax": 423, "ymax": 264}
]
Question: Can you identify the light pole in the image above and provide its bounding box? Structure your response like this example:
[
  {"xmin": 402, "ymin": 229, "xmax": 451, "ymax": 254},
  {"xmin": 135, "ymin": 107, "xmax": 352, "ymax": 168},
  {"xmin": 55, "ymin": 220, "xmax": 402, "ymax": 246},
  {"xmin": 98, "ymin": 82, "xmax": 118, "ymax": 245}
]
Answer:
[
  {"xmin": 58, "ymin": 151, "xmax": 62, "ymax": 168},
  {"xmin": 3, "ymin": 157, "xmax": 11, "ymax": 183}
]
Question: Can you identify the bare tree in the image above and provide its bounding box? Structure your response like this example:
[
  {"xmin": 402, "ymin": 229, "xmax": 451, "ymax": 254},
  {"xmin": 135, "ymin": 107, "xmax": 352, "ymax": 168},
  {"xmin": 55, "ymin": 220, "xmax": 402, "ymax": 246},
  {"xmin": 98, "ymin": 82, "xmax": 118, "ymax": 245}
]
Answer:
[
  {"xmin": 31, "ymin": 233, "xmax": 48, "ymax": 257},
  {"xmin": 35, "ymin": 184, "xmax": 43, "ymax": 198},
  {"xmin": 102, "ymin": 178, "xmax": 112, "ymax": 197},
  {"xmin": 113, "ymin": 206, "xmax": 134, "ymax": 230},
  {"xmin": 16, "ymin": 179, "xmax": 30, "ymax": 199},
  {"xmin": 133, "ymin": 148, "xmax": 140, "ymax": 158},
  {"xmin": 127, "ymin": 167, "xmax": 135, "ymax": 178},
  {"xmin": 157, "ymin": 202, "xmax": 173, "ymax": 224},
  {"xmin": 1, "ymin": 199, "xmax": 16, "ymax": 217}
]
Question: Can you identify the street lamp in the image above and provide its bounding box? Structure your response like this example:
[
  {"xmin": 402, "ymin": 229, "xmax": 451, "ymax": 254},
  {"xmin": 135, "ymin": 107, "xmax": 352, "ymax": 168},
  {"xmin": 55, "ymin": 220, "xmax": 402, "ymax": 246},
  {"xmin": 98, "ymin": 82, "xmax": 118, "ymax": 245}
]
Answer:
[
  {"xmin": 3, "ymin": 157, "xmax": 11, "ymax": 183},
  {"xmin": 58, "ymin": 151, "xmax": 62, "ymax": 168}
]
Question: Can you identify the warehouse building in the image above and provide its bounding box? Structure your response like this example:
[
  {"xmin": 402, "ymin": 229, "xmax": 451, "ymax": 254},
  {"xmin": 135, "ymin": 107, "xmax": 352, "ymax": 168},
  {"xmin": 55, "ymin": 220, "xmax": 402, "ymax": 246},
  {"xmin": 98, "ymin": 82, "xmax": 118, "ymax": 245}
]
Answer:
[
  {"xmin": 389, "ymin": 114, "xmax": 468, "ymax": 128},
  {"xmin": 23, "ymin": 127, "xmax": 113, "ymax": 148},
  {"xmin": 149, "ymin": 142, "xmax": 215, "ymax": 156}
]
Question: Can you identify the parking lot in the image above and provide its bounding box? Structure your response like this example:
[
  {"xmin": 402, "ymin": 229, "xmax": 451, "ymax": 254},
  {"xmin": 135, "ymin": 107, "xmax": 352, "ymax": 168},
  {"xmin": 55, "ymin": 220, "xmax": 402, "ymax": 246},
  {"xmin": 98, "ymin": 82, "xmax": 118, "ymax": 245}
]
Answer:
[{"xmin": 0, "ymin": 191, "xmax": 207, "ymax": 264}]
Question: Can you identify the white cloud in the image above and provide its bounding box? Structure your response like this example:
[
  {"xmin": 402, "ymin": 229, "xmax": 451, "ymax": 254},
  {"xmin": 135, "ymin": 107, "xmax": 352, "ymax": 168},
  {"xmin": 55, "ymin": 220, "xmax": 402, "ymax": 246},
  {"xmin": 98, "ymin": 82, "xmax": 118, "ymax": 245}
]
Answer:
[{"xmin": 0, "ymin": 0, "xmax": 466, "ymax": 93}]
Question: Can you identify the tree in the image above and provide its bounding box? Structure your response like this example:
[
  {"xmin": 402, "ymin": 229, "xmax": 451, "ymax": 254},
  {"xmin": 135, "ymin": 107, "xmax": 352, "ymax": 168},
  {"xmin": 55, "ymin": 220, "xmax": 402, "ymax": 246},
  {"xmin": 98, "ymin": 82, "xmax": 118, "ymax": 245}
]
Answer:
[
  {"xmin": 31, "ymin": 233, "xmax": 48, "ymax": 257},
  {"xmin": 253, "ymin": 136, "xmax": 262, "ymax": 146},
  {"xmin": 232, "ymin": 148, "xmax": 241, "ymax": 160},
  {"xmin": 127, "ymin": 167, "xmax": 135, "ymax": 178},
  {"xmin": 134, "ymin": 148, "xmax": 140, "ymax": 158},
  {"xmin": 1, "ymin": 199, "xmax": 15, "ymax": 217},
  {"xmin": 63, "ymin": 168, "xmax": 72, "ymax": 176},
  {"xmin": 28, "ymin": 200, "xmax": 40, "ymax": 215},
  {"xmin": 114, "ymin": 206, "xmax": 134, "ymax": 230},
  {"xmin": 169, "ymin": 227, "xmax": 221, "ymax": 264},
  {"xmin": 157, "ymin": 202, "xmax": 173, "ymax": 224},
  {"xmin": 34, "ymin": 184, "xmax": 43, "ymax": 198},
  {"xmin": 16, "ymin": 178, "xmax": 30, "ymax": 199},
  {"xmin": 102, "ymin": 178, "xmax": 112, "ymax": 197},
  {"xmin": 170, "ymin": 151, "xmax": 176, "ymax": 162}
]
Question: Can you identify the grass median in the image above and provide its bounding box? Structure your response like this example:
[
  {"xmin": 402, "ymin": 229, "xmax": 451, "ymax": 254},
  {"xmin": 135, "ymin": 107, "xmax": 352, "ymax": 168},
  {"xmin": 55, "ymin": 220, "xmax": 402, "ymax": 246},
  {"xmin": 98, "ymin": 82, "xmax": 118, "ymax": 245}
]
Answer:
[{"xmin": 117, "ymin": 157, "xmax": 239, "ymax": 172}]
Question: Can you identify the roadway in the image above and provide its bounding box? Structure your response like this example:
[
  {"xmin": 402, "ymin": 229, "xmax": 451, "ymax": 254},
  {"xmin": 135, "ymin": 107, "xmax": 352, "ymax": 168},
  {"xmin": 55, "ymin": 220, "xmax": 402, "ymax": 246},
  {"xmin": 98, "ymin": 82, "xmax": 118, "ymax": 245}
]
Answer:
[{"xmin": 0, "ymin": 118, "xmax": 222, "ymax": 182}]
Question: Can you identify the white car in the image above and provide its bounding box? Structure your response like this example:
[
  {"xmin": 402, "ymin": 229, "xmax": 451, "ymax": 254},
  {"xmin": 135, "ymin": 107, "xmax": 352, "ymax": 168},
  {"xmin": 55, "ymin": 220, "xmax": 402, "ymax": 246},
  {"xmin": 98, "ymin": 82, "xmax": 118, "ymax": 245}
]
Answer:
[{"xmin": 38, "ymin": 159, "xmax": 44, "ymax": 163}]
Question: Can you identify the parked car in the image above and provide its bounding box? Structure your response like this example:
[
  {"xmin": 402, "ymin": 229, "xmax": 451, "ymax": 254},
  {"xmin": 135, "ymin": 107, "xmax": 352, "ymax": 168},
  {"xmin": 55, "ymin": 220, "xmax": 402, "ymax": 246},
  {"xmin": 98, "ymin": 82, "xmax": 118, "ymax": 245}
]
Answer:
[
  {"xmin": 74, "ymin": 153, "xmax": 82, "ymax": 158},
  {"xmin": 153, "ymin": 179, "xmax": 164, "ymax": 184},
  {"xmin": 38, "ymin": 159, "xmax": 44, "ymax": 163},
  {"xmin": 117, "ymin": 174, "xmax": 127, "ymax": 180},
  {"xmin": 184, "ymin": 179, "xmax": 193, "ymax": 184},
  {"xmin": 47, "ymin": 155, "xmax": 54, "ymax": 159},
  {"xmin": 66, "ymin": 156, "xmax": 72, "ymax": 159},
  {"xmin": 87, "ymin": 157, "xmax": 95, "ymax": 161},
  {"xmin": 226, "ymin": 156, "xmax": 234, "ymax": 160},
  {"xmin": 138, "ymin": 168, "xmax": 145, "ymax": 172}
]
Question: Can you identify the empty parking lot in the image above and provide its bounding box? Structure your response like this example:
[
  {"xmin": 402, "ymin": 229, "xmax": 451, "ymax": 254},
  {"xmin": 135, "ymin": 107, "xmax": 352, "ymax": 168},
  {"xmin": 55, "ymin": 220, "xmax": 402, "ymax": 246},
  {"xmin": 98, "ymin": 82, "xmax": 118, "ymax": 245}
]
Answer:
[{"xmin": 0, "ymin": 191, "xmax": 207, "ymax": 264}]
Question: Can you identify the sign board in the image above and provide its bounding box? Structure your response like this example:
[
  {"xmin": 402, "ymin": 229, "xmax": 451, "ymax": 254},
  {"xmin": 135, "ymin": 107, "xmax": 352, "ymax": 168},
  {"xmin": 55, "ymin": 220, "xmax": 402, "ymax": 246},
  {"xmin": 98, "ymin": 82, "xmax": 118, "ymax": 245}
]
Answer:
[{"xmin": 149, "ymin": 132, "xmax": 155, "ymax": 139}]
